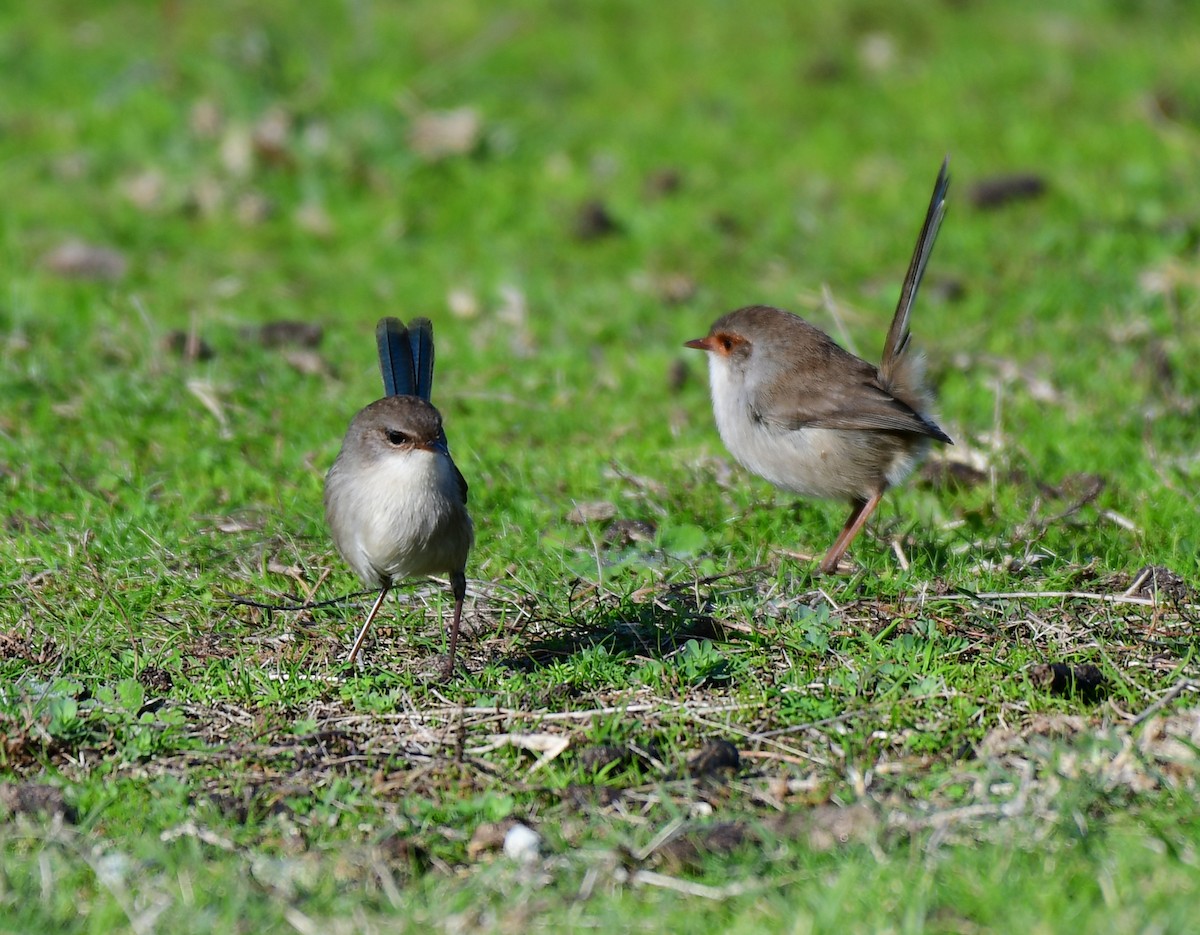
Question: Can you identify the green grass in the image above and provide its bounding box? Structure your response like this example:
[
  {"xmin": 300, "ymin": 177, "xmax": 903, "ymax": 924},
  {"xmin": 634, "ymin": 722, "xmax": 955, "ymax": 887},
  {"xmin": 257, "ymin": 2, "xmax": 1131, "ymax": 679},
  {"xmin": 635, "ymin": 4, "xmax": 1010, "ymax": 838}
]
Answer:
[{"xmin": 3, "ymin": 0, "xmax": 1200, "ymax": 931}]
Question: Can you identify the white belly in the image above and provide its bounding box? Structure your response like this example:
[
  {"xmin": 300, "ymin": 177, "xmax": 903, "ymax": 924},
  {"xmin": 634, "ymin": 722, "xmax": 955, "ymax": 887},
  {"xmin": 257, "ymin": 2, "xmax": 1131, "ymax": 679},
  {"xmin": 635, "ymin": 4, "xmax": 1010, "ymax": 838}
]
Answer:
[
  {"xmin": 707, "ymin": 357, "xmax": 922, "ymax": 500},
  {"xmin": 326, "ymin": 449, "xmax": 473, "ymax": 587}
]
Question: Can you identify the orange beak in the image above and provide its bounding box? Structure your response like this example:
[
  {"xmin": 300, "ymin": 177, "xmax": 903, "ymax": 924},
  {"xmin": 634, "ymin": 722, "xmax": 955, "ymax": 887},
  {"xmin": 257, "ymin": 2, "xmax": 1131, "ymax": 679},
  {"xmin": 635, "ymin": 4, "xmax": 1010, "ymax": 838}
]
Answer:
[{"xmin": 684, "ymin": 336, "xmax": 714, "ymax": 351}]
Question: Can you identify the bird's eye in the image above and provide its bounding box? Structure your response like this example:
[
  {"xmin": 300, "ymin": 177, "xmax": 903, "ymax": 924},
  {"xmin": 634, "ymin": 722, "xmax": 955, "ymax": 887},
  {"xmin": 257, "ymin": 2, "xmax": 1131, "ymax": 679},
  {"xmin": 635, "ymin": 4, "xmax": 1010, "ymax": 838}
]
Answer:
[
  {"xmin": 720, "ymin": 336, "xmax": 733, "ymax": 352},
  {"xmin": 385, "ymin": 429, "xmax": 410, "ymax": 446}
]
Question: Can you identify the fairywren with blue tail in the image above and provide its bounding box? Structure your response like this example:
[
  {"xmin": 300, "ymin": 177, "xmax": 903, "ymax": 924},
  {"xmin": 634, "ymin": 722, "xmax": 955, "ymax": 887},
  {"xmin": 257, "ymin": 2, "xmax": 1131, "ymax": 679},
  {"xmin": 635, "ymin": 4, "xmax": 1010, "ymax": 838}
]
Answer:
[{"xmin": 324, "ymin": 318, "xmax": 473, "ymax": 675}]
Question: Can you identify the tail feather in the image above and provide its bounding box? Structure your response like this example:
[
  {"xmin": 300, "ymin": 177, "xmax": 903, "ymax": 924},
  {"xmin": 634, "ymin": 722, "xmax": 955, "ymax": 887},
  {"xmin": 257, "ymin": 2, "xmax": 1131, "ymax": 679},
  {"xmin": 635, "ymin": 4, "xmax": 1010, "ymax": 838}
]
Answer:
[
  {"xmin": 407, "ymin": 317, "xmax": 436, "ymax": 402},
  {"xmin": 376, "ymin": 317, "xmax": 416, "ymax": 398},
  {"xmin": 880, "ymin": 157, "xmax": 950, "ymax": 382}
]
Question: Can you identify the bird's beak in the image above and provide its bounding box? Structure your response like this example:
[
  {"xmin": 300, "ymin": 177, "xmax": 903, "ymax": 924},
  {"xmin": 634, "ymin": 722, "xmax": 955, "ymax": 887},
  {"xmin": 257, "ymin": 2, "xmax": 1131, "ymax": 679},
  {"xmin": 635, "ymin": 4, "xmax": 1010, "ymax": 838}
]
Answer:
[{"xmin": 684, "ymin": 336, "xmax": 713, "ymax": 351}]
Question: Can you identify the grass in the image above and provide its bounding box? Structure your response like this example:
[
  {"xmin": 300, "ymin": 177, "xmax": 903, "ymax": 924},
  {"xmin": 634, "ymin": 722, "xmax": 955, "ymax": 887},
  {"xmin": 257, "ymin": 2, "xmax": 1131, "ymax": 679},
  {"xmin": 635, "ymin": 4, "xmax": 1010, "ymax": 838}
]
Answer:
[{"xmin": 3, "ymin": 0, "xmax": 1200, "ymax": 931}]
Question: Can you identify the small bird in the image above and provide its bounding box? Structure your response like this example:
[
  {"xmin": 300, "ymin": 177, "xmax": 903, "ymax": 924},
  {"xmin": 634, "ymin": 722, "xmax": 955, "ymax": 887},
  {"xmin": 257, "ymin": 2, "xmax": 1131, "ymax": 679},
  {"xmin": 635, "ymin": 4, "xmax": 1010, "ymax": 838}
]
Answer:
[
  {"xmin": 324, "ymin": 318, "xmax": 473, "ymax": 674},
  {"xmin": 685, "ymin": 159, "xmax": 953, "ymax": 575}
]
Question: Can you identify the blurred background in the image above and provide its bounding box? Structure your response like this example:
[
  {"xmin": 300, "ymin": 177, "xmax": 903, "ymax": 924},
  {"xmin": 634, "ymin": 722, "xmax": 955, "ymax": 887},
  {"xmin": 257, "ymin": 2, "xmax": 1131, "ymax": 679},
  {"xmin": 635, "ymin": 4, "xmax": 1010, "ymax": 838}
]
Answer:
[{"xmin": 2, "ymin": 0, "xmax": 1197, "ymax": 576}]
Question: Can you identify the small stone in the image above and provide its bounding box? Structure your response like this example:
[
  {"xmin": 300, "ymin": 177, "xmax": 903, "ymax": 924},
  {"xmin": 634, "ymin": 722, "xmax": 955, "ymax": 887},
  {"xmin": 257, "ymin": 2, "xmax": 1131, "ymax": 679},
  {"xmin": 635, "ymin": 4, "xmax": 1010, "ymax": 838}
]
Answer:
[
  {"xmin": 502, "ymin": 823, "xmax": 541, "ymax": 864},
  {"xmin": 566, "ymin": 501, "xmax": 617, "ymax": 524}
]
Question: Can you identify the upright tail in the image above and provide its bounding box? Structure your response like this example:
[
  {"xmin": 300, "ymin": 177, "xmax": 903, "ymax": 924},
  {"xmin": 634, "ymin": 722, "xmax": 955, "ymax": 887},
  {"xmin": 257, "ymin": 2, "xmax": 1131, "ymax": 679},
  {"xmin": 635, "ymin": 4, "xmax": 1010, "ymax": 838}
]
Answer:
[
  {"xmin": 880, "ymin": 157, "xmax": 950, "ymax": 383},
  {"xmin": 376, "ymin": 317, "xmax": 436, "ymax": 400},
  {"xmin": 407, "ymin": 317, "xmax": 435, "ymax": 401}
]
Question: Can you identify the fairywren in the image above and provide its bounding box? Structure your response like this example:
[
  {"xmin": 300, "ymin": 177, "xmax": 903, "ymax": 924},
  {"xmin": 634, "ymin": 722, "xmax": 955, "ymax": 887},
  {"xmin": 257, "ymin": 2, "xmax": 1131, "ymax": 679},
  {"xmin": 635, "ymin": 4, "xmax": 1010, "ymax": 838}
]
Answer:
[
  {"xmin": 324, "ymin": 318, "xmax": 473, "ymax": 674},
  {"xmin": 686, "ymin": 159, "xmax": 953, "ymax": 574}
]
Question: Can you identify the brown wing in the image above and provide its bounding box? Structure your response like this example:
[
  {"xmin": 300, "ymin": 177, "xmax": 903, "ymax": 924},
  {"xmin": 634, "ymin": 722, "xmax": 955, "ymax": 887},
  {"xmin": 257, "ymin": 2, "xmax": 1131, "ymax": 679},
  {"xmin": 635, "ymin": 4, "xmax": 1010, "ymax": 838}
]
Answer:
[{"xmin": 755, "ymin": 347, "xmax": 950, "ymax": 442}]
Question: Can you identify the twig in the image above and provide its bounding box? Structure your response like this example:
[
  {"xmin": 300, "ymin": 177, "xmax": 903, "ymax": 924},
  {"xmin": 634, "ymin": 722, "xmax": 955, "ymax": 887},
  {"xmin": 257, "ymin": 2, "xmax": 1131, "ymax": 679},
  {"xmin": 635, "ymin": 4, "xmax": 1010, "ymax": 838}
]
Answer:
[
  {"xmin": 669, "ymin": 705, "xmax": 829, "ymax": 767},
  {"xmin": 630, "ymin": 817, "xmax": 686, "ymax": 862},
  {"xmin": 1122, "ymin": 568, "xmax": 1153, "ymax": 599},
  {"xmin": 912, "ymin": 590, "xmax": 1158, "ymax": 607},
  {"xmin": 1129, "ymin": 679, "xmax": 1195, "ymax": 727},
  {"xmin": 1099, "ymin": 509, "xmax": 1141, "ymax": 534},
  {"xmin": 226, "ymin": 589, "xmax": 379, "ymax": 613},
  {"xmin": 284, "ymin": 907, "xmax": 322, "ymax": 935},
  {"xmin": 620, "ymin": 868, "xmax": 761, "ymax": 900},
  {"xmin": 755, "ymin": 691, "xmax": 960, "ymax": 740},
  {"xmin": 227, "ymin": 575, "xmax": 509, "ymax": 615},
  {"xmin": 737, "ymin": 749, "xmax": 817, "ymax": 768}
]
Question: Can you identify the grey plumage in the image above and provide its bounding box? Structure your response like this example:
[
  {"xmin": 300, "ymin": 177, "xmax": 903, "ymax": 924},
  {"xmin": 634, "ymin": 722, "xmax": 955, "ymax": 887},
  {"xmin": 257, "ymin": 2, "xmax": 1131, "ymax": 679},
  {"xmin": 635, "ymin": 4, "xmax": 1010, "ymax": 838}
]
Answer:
[
  {"xmin": 327, "ymin": 320, "xmax": 473, "ymax": 673},
  {"xmin": 324, "ymin": 396, "xmax": 471, "ymax": 587}
]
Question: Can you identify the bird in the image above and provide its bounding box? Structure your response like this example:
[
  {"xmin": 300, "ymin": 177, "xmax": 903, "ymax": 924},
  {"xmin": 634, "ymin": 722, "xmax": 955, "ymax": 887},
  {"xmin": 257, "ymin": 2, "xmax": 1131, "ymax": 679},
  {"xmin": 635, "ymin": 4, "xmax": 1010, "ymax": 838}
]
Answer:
[
  {"xmin": 324, "ymin": 317, "xmax": 474, "ymax": 674},
  {"xmin": 685, "ymin": 158, "xmax": 953, "ymax": 575}
]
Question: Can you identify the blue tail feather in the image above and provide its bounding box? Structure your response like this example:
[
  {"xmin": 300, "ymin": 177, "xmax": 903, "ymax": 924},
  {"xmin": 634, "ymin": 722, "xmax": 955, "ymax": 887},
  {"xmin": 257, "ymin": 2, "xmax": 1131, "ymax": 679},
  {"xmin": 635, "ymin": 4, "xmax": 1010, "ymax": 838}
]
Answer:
[
  {"xmin": 376, "ymin": 317, "xmax": 416, "ymax": 397},
  {"xmin": 407, "ymin": 317, "xmax": 435, "ymax": 402},
  {"xmin": 375, "ymin": 316, "xmax": 436, "ymax": 400}
]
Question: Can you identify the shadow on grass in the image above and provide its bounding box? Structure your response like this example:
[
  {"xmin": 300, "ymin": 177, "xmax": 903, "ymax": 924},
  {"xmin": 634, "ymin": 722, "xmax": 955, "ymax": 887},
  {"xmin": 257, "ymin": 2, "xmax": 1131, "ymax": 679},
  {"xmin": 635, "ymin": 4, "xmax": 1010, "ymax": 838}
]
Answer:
[{"xmin": 500, "ymin": 593, "xmax": 745, "ymax": 673}]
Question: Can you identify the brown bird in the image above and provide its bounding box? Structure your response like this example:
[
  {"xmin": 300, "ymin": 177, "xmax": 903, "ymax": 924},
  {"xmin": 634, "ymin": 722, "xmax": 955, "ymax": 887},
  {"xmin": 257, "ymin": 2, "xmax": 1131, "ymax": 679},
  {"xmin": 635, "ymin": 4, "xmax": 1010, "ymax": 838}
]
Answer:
[{"xmin": 685, "ymin": 159, "xmax": 953, "ymax": 574}]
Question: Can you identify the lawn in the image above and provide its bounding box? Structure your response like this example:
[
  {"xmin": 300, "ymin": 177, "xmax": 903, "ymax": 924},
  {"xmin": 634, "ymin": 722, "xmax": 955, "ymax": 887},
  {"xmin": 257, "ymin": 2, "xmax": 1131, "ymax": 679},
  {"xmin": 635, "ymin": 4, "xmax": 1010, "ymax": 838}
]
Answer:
[{"xmin": 2, "ymin": 0, "xmax": 1199, "ymax": 931}]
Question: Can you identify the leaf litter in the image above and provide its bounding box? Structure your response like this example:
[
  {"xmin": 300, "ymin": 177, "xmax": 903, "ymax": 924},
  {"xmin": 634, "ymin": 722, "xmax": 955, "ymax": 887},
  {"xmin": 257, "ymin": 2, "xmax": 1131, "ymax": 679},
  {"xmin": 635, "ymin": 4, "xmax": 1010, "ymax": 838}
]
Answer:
[{"xmin": 7, "ymin": 557, "xmax": 1199, "ymax": 897}]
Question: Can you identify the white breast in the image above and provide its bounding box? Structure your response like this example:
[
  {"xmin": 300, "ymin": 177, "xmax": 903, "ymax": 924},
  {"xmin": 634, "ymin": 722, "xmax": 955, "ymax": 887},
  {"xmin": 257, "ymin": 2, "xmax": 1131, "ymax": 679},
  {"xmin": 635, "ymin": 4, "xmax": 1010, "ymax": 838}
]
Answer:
[
  {"xmin": 707, "ymin": 356, "xmax": 880, "ymax": 501},
  {"xmin": 326, "ymin": 448, "xmax": 473, "ymax": 586}
]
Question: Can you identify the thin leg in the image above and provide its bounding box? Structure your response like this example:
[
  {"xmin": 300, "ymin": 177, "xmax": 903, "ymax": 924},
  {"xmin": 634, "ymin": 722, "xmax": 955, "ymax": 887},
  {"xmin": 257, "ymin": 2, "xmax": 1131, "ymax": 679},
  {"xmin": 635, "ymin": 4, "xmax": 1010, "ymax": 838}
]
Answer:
[
  {"xmin": 442, "ymin": 570, "xmax": 467, "ymax": 678},
  {"xmin": 346, "ymin": 586, "xmax": 390, "ymax": 665},
  {"xmin": 819, "ymin": 490, "xmax": 885, "ymax": 575}
]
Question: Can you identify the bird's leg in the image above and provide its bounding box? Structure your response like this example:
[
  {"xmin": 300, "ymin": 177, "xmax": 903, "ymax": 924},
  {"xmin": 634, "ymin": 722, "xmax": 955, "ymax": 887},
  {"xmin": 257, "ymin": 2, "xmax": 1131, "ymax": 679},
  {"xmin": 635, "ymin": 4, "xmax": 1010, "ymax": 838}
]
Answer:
[
  {"xmin": 819, "ymin": 490, "xmax": 885, "ymax": 575},
  {"xmin": 346, "ymin": 585, "xmax": 390, "ymax": 665},
  {"xmin": 442, "ymin": 571, "xmax": 467, "ymax": 678}
]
